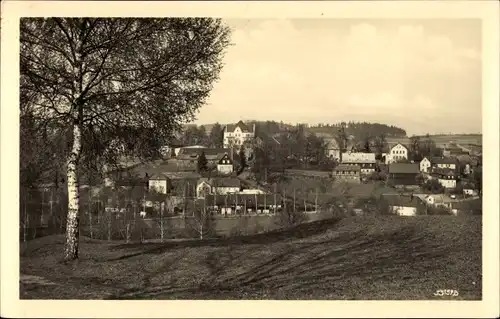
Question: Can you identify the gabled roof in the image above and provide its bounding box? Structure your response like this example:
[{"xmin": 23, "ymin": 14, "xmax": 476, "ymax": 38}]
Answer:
[
  {"xmin": 389, "ymin": 163, "xmax": 419, "ymax": 174},
  {"xmin": 217, "ymin": 153, "xmax": 233, "ymax": 165},
  {"xmin": 341, "ymin": 152, "xmax": 376, "ymax": 163},
  {"xmin": 425, "ymin": 194, "xmax": 445, "ymax": 204},
  {"xmin": 224, "ymin": 120, "xmax": 255, "ymax": 133},
  {"xmin": 178, "ymin": 147, "xmax": 230, "ymax": 157},
  {"xmin": 431, "ymin": 157, "xmax": 459, "ymax": 165},
  {"xmin": 205, "ymin": 177, "xmax": 241, "ymax": 188},
  {"xmin": 389, "ymin": 142, "xmax": 409, "ymax": 151}
]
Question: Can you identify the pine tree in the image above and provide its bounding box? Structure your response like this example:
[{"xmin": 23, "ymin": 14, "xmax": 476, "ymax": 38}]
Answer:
[
  {"xmin": 197, "ymin": 151, "xmax": 208, "ymax": 172},
  {"xmin": 238, "ymin": 145, "xmax": 247, "ymax": 174}
]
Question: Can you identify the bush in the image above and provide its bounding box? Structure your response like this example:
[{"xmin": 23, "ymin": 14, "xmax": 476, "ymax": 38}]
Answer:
[{"xmin": 422, "ymin": 179, "xmax": 445, "ymax": 194}]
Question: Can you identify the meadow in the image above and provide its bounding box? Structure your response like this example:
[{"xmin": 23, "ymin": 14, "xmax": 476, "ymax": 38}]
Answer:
[{"xmin": 20, "ymin": 214, "xmax": 482, "ymax": 300}]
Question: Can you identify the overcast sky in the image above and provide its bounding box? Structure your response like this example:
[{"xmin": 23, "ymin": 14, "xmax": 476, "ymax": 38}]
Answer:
[{"xmin": 194, "ymin": 19, "xmax": 482, "ymax": 136}]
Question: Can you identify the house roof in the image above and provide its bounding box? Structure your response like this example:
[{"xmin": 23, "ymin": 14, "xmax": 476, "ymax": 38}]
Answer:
[
  {"xmin": 382, "ymin": 194, "xmax": 422, "ymax": 207},
  {"xmin": 178, "ymin": 147, "xmax": 229, "ymax": 157},
  {"xmin": 334, "ymin": 164, "xmax": 361, "ymax": 172},
  {"xmin": 425, "ymin": 194, "xmax": 445, "ymax": 204},
  {"xmin": 432, "ymin": 167, "xmax": 456, "ymax": 176},
  {"xmin": 224, "ymin": 120, "xmax": 255, "ymax": 133},
  {"xmin": 388, "ymin": 142, "xmax": 410, "ymax": 151},
  {"xmin": 217, "ymin": 154, "xmax": 233, "ymax": 164},
  {"xmin": 149, "ymin": 173, "xmax": 170, "ymax": 180},
  {"xmin": 341, "ymin": 152, "xmax": 376, "ymax": 163},
  {"xmin": 206, "ymin": 177, "xmax": 242, "ymax": 188},
  {"xmin": 388, "ymin": 163, "xmax": 419, "ymax": 174},
  {"xmin": 431, "ymin": 157, "xmax": 459, "ymax": 165}
]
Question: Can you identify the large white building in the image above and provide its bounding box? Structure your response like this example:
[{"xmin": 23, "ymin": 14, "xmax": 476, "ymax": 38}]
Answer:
[
  {"xmin": 223, "ymin": 121, "xmax": 256, "ymax": 149},
  {"xmin": 385, "ymin": 143, "xmax": 409, "ymax": 164}
]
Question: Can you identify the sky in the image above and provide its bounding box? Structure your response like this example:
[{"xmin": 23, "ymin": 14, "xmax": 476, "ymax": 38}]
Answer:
[{"xmin": 194, "ymin": 19, "xmax": 482, "ymax": 136}]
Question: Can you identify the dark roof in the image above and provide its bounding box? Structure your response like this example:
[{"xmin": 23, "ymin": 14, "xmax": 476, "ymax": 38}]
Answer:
[
  {"xmin": 432, "ymin": 168, "xmax": 457, "ymax": 178},
  {"xmin": 204, "ymin": 193, "xmax": 283, "ymax": 206},
  {"xmin": 210, "ymin": 177, "xmax": 241, "ymax": 188},
  {"xmin": 217, "ymin": 154, "xmax": 233, "ymax": 165},
  {"xmin": 224, "ymin": 120, "xmax": 255, "ymax": 133},
  {"xmin": 178, "ymin": 147, "xmax": 230, "ymax": 157},
  {"xmin": 388, "ymin": 163, "xmax": 419, "ymax": 174},
  {"xmin": 334, "ymin": 164, "xmax": 361, "ymax": 172},
  {"xmin": 431, "ymin": 157, "xmax": 459, "ymax": 165}
]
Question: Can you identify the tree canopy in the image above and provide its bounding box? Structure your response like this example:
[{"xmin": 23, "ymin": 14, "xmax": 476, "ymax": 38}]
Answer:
[{"xmin": 20, "ymin": 17, "xmax": 231, "ymax": 260}]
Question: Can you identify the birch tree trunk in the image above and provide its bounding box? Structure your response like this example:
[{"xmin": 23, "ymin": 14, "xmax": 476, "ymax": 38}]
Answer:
[{"xmin": 64, "ymin": 122, "xmax": 82, "ymax": 260}]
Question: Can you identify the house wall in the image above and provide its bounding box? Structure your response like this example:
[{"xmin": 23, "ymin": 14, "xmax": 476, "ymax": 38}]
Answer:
[
  {"xmin": 214, "ymin": 186, "xmax": 241, "ymax": 195},
  {"xmin": 436, "ymin": 163, "xmax": 457, "ymax": 170},
  {"xmin": 217, "ymin": 164, "xmax": 234, "ymax": 174},
  {"xmin": 196, "ymin": 182, "xmax": 212, "ymax": 198},
  {"xmin": 386, "ymin": 144, "xmax": 408, "ymax": 164},
  {"xmin": 390, "ymin": 205, "xmax": 417, "ymax": 216},
  {"xmin": 438, "ymin": 178, "xmax": 457, "ymax": 189},
  {"xmin": 420, "ymin": 158, "xmax": 431, "ymax": 173},
  {"xmin": 149, "ymin": 180, "xmax": 168, "ymax": 194},
  {"xmin": 463, "ymin": 189, "xmax": 478, "ymax": 196}
]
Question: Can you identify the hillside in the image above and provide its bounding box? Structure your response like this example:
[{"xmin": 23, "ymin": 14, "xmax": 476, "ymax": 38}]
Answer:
[{"xmin": 20, "ymin": 215, "xmax": 481, "ymax": 300}]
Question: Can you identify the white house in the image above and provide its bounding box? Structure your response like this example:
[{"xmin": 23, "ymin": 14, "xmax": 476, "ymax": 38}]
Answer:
[
  {"xmin": 324, "ymin": 137, "xmax": 341, "ymax": 160},
  {"xmin": 213, "ymin": 178, "xmax": 242, "ymax": 194},
  {"xmin": 419, "ymin": 157, "xmax": 431, "ymax": 173},
  {"xmin": 148, "ymin": 174, "xmax": 169, "ymax": 194},
  {"xmin": 424, "ymin": 194, "xmax": 452, "ymax": 209},
  {"xmin": 386, "ymin": 143, "xmax": 408, "ymax": 164},
  {"xmin": 217, "ymin": 154, "xmax": 234, "ymax": 175},
  {"xmin": 223, "ymin": 120, "xmax": 256, "ymax": 149},
  {"xmin": 384, "ymin": 195, "xmax": 423, "ymax": 217},
  {"xmin": 196, "ymin": 178, "xmax": 213, "ymax": 199},
  {"xmin": 432, "ymin": 168, "xmax": 458, "ymax": 189},
  {"xmin": 463, "ymin": 184, "xmax": 478, "ymax": 197},
  {"xmin": 196, "ymin": 177, "xmax": 242, "ymax": 196}
]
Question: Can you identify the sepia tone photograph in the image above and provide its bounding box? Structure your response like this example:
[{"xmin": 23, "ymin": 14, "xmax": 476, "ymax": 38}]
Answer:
[{"xmin": 1, "ymin": 0, "xmax": 499, "ymax": 318}]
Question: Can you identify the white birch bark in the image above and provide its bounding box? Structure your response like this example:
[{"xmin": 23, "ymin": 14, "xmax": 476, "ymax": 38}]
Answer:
[{"xmin": 64, "ymin": 122, "xmax": 82, "ymax": 260}]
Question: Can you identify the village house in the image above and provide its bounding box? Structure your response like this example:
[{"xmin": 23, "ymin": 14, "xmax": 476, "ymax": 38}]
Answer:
[
  {"xmin": 388, "ymin": 163, "xmax": 420, "ymax": 188},
  {"xmin": 148, "ymin": 173, "xmax": 169, "ymax": 194},
  {"xmin": 195, "ymin": 177, "xmax": 242, "ymax": 198},
  {"xmin": 385, "ymin": 143, "xmax": 409, "ymax": 164},
  {"xmin": 382, "ymin": 194, "xmax": 426, "ymax": 217},
  {"xmin": 431, "ymin": 157, "xmax": 459, "ymax": 172},
  {"xmin": 432, "ymin": 168, "xmax": 458, "ymax": 189},
  {"xmin": 223, "ymin": 120, "xmax": 256, "ymax": 149},
  {"xmin": 423, "ymin": 194, "xmax": 453, "ymax": 209},
  {"xmin": 204, "ymin": 193, "xmax": 283, "ymax": 215},
  {"xmin": 216, "ymin": 153, "xmax": 235, "ymax": 175},
  {"xmin": 174, "ymin": 147, "xmax": 232, "ymax": 170},
  {"xmin": 419, "ymin": 157, "xmax": 432, "ymax": 173},
  {"xmin": 332, "ymin": 164, "xmax": 361, "ymax": 183},
  {"xmin": 324, "ymin": 137, "xmax": 341, "ymax": 160},
  {"xmin": 463, "ymin": 183, "xmax": 479, "ymax": 197},
  {"xmin": 341, "ymin": 152, "xmax": 376, "ymax": 175}
]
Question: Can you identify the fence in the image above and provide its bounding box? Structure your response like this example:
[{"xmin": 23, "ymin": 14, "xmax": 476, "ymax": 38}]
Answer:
[{"xmin": 19, "ymin": 186, "xmax": 327, "ymax": 243}]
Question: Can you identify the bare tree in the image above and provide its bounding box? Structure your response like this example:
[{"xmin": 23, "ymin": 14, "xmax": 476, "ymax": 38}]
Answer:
[{"xmin": 20, "ymin": 18, "xmax": 231, "ymax": 260}]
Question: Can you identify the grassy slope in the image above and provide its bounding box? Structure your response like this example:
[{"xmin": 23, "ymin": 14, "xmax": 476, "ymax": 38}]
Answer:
[{"xmin": 20, "ymin": 215, "xmax": 481, "ymax": 300}]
